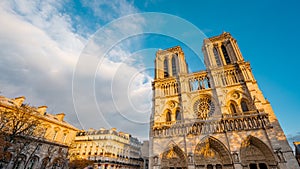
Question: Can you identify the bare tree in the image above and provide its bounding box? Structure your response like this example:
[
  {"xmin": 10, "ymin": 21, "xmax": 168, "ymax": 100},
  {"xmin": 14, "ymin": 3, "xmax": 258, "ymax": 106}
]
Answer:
[
  {"xmin": 41, "ymin": 144, "xmax": 68, "ymax": 169},
  {"xmin": 0, "ymin": 104, "xmax": 44, "ymax": 169}
]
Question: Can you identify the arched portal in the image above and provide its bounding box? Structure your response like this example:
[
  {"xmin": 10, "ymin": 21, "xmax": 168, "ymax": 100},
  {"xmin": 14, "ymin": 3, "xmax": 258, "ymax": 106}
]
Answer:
[
  {"xmin": 240, "ymin": 136, "xmax": 277, "ymax": 168},
  {"xmin": 161, "ymin": 145, "xmax": 187, "ymax": 169},
  {"xmin": 194, "ymin": 137, "xmax": 233, "ymax": 169}
]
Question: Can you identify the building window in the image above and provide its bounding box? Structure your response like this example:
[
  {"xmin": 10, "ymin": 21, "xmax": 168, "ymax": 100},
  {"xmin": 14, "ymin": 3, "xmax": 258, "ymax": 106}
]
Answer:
[
  {"xmin": 230, "ymin": 103, "xmax": 237, "ymax": 115},
  {"xmin": 164, "ymin": 58, "xmax": 169, "ymax": 78},
  {"xmin": 241, "ymin": 100, "xmax": 249, "ymax": 112},
  {"xmin": 166, "ymin": 111, "xmax": 171, "ymax": 122},
  {"xmin": 213, "ymin": 47, "xmax": 222, "ymax": 66},
  {"xmin": 216, "ymin": 164, "xmax": 222, "ymax": 169},
  {"xmin": 62, "ymin": 133, "xmax": 67, "ymax": 143},
  {"xmin": 172, "ymin": 55, "xmax": 178, "ymax": 76},
  {"xmin": 175, "ymin": 110, "xmax": 181, "ymax": 121},
  {"xmin": 53, "ymin": 131, "xmax": 58, "ymax": 141},
  {"xmin": 221, "ymin": 45, "xmax": 231, "ymax": 64}
]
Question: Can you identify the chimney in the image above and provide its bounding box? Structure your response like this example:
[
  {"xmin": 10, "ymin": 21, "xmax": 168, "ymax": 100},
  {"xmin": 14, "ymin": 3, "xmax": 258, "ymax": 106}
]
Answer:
[
  {"xmin": 55, "ymin": 113, "xmax": 65, "ymax": 121},
  {"xmin": 14, "ymin": 96, "xmax": 26, "ymax": 107},
  {"xmin": 37, "ymin": 106, "xmax": 47, "ymax": 115}
]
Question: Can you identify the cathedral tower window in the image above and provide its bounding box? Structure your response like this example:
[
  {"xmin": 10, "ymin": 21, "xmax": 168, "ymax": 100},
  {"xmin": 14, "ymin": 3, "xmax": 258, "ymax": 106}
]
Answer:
[
  {"xmin": 172, "ymin": 55, "xmax": 178, "ymax": 76},
  {"xmin": 164, "ymin": 58, "xmax": 169, "ymax": 78},
  {"xmin": 213, "ymin": 47, "xmax": 222, "ymax": 66},
  {"xmin": 166, "ymin": 111, "xmax": 171, "ymax": 122},
  {"xmin": 230, "ymin": 103, "xmax": 237, "ymax": 115},
  {"xmin": 221, "ymin": 44, "xmax": 231, "ymax": 64},
  {"xmin": 241, "ymin": 100, "xmax": 249, "ymax": 112},
  {"xmin": 175, "ymin": 110, "xmax": 181, "ymax": 121}
]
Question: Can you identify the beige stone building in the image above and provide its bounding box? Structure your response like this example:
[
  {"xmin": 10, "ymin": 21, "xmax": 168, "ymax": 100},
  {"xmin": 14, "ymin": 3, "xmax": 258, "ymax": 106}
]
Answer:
[
  {"xmin": 0, "ymin": 96, "xmax": 78, "ymax": 169},
  {"xmin": 294, "ymin": 142, "xmax": 300, "ymax": 166},
  {"xmin": 149, "ymin": 32, "xmax": 299, "ymax": 169},
  {"xmin": 70, "ymin": 128, "xmax": 143, "ymax": 169}
]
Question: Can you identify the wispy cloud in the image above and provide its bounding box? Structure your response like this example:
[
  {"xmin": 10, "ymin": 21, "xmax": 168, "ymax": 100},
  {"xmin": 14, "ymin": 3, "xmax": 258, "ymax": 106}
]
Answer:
[{"xmin": 81, "ymin": 0, "xmax": 138, "ymax": 23}]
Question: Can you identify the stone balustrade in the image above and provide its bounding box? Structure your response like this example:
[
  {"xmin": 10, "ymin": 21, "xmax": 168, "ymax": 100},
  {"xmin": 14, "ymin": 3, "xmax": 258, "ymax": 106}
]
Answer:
[
  {"xmin": 152, "ymin": 111, "xmax": 271, "ymax": 137},
  {"xmin": 188, "ymin": 71, "xmax": 211, "ymax": 91}
]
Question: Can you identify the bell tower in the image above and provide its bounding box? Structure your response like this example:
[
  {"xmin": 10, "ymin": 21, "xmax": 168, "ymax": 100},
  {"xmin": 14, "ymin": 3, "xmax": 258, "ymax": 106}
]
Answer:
[
  {"xmin": 203, "ymin": 32, "xmax": 244, "ymax": 68},
  {"xmin": 155, "ymin": 46, "xmax": 188, "ymax": 79},
  {"xmin": 150, "ymin": 32, "xmax": 299, "ymax": 169}
]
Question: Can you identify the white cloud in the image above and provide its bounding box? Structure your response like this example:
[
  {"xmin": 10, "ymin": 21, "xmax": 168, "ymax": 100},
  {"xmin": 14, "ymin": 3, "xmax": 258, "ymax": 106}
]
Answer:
[
  {"xmin": 0, "ymin": 0, "xmax": 152, "ymax": 140},
  {"xmin": 0, "ymin": 0, "xmax": 86, "ymax": 127}
]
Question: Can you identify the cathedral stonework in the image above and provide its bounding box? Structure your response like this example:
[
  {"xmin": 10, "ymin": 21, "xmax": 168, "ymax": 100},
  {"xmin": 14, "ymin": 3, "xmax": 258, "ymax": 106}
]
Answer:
[{"xmin": 149, "ymin": 32, "xmax": 299, "ymax": 169}]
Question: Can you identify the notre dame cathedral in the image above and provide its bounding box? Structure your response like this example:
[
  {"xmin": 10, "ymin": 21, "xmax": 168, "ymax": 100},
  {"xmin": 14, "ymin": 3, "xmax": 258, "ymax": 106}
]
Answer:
[{"xmin": 149, "ymin": 32, "xmax": 299, "ymax": 169}]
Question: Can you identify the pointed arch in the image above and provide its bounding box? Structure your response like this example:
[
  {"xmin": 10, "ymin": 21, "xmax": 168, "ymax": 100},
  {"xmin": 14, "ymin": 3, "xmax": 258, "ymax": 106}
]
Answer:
[
  {"xmin": 166, "ymin": 110, "xmax": 171, "ymax": 122},
  {"xmin": 240, "ymin": 136, "xmax": 277, "ymax": 167},
  {"xmin": 161, "ymin": 143, "xmax": 187, "ymax": 169},
  {"xmin": 175, "ymin": 109, "xmax": 181, "ymax": 121},
  {"xmin": 229, "ymin": 102, "xmax": 238, "ymax": 115},
  {"xmin": 241, "ymin": 100, "xmax": 249, "ymax": 112},
  {"xmin": 194, "ymin": 136, "xmax": 233, "ymax": 167}
]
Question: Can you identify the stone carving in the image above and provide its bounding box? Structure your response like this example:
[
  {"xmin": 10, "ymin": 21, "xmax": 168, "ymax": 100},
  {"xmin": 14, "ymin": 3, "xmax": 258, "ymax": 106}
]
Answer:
[
  {"xmin": 232, "ymin": 152, "xmax": 239, "ymax": 163},
  {"xmin": 168, "ymin": 101, "xmax": 175, "ymax": 109},
  {"xmin": 232, "ymin": 92, "xmax": 240, "ymax": 99}
]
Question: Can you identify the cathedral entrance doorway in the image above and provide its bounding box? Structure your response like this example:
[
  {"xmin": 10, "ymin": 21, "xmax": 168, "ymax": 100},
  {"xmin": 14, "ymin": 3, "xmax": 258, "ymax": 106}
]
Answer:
[
  {"xmin": 161, "ymin": 145, "xmax": 188, "ymax": 169},
  {"xmin": 194, "ymin": 137, "xmax": 233, "ymax": 169},
  {"xmin": 240, "ymin": 136, "xmax": 277, "ymax": 169}
]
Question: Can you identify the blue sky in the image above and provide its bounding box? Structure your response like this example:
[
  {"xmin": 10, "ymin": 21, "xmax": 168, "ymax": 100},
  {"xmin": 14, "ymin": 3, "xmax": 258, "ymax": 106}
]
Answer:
[{"xmin": 0, "ymin": 0, "xmax": 299, "ymax": 143}]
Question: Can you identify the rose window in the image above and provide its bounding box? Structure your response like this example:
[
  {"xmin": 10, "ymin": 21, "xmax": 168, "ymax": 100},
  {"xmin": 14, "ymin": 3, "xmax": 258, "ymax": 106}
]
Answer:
[{"xmin": 193, "ymin": 97, "xmax": 215, "ymax": 119}]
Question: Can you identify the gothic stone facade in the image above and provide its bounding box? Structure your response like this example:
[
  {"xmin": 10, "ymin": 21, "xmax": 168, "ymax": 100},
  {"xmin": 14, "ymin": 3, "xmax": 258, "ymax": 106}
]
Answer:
[{"xmin": 149, "ymin": 32, "xmax": 299, "ymax": 169}]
